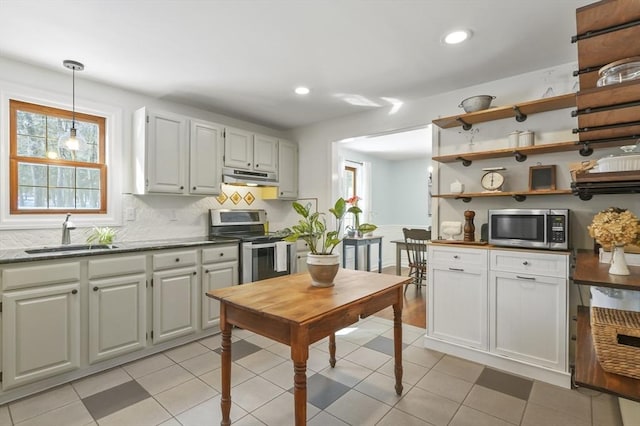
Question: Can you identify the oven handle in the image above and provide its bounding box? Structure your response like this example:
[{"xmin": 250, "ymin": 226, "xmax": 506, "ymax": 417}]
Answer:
[{"xmin": 248, "ymin": 242, "xmax": 280, "ymax": 249}]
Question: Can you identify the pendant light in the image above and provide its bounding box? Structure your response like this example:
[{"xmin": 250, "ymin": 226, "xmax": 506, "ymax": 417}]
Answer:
[{"xmin": 59, "ymin": 59, "xmax": 85, "ymax": 151}]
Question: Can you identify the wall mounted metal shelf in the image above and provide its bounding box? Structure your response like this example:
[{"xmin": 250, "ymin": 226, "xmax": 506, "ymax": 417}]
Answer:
[{"xmin": 432, "ymin": 189, "xmax": 572, "ymax": 203}]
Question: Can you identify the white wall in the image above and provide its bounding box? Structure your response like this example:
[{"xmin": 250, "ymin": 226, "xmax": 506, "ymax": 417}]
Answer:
[{"xmin": 0, "ymin": 57, "xmax": 296, "ymax": 249}]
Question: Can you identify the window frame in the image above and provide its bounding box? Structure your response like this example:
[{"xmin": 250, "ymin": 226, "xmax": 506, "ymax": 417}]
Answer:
[{"xmin": 9, "ymin": 99, "xmax": 107, "ymax": 214}]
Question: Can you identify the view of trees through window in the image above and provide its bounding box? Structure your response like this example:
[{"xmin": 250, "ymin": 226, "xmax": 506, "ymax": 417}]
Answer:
[{"xmin": 10, "ymin": 100, "xmax": 106, "ymax": 214}]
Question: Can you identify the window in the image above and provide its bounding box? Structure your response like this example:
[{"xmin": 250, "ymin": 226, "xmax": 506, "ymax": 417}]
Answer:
[{"xmin": 9, "ymin": 100, "xmax": 107, "ymax": 214}]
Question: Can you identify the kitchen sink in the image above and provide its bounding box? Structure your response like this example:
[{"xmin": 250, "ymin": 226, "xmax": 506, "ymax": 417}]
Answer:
[{"xmin": 25, "ymin": 244, "xmax": 117, "ymax": 254}]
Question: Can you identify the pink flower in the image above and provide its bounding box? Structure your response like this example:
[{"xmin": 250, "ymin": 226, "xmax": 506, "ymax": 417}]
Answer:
[{"xmin": 346, "ymin": 196, "xmax": 361, "ymax": 206}]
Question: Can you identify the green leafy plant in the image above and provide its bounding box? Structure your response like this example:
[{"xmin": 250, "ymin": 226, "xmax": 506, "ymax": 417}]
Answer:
[
  {"xmin": 284, "ymin": 198, "xmax": 377, "ymax": 254},
  {"xmin": 86, "ymin": 226, "xmax": 117, "ymax": 246}
]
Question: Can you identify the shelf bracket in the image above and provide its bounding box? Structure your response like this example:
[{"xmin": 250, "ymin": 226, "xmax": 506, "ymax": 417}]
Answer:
[
  {"xmin": 456, "ymin": 117, "xmax": 472, "ymax": 131},
  {"xmin": 513, "ymin": 194, "xmax": 527, "ymax": 202},
  {"xmin": 579, "ymin": 143, "xmax": 593, "ymax": 157},
  {"xmin": 456, "ymin": 156, "xmax": 472, "ymax": 167},
  {"xmin": 578, "ymin": 193, "xmax": 593, "ymax": 201},
  {"xmin": 513, "ymin": 106, "xmax": 527, "ymax": 122},
  {"xmin": 457, "ymin": 196, "xmax": 472, "ymax": 203},
  {"xmin": 514, "ymin": 151, "xmax": 527, "ymax": 162}
]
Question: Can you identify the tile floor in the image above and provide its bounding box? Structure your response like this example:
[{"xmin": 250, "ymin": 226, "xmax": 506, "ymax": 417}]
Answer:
[{"xmin": 0, "ymin": 317, "xmax": 622, "ymax": 426}]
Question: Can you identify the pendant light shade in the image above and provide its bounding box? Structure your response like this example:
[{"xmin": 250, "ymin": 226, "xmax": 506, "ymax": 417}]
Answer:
[{"xmin": 59, "ymin": 59, "xmax": 85, "ymax": 151}]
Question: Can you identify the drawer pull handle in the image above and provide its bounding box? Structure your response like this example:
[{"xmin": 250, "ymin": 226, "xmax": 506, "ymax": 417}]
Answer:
[
  {"xmin": 175, "ymin": 258, "xmax": 180, "ymax": 262},
  {"xmin": 193, "ymin": 271, "xmax": 197, "ymax": 276},
  {"xmin": 449, "ymin": 267, "xmax": 464, "ymax": 272},
  {"xmin": 180, "ymin": 186, "xmax": 184, "ymax": 190},
  {"xmin": 453, "ymin": 255, "xmax": 460, "ymax": 259},
  {"xmin": 205, "ymin": 270, "xmax": 209, "ymax": 274},
  {"xmin": 219, "ymin": 253, "xmax": 224, "ymax": 256},
  {"xmin": 93, "ymin": 286, "xmax": 99, "ymax": 292},
  {"xmin": 516, "ymin": 275, "xmax": 536, "ymax": 280},
  {"xmin": 522, "ymin": 261, "xmax": 529, "ymax": 265},
  {"xmin": 193, "ymin": 186, "xmax": 197, "ymax": 190},
  {"xmin": 72, "ymin": 289, "xmax": 78, "ymax": 295}
]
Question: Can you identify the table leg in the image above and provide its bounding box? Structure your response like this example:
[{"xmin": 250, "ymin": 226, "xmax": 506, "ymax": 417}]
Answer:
[
  {"xmin": 354, "ymin": 244, "xmax": 359, "ymax": 270},
  {"xmin": 220, "ymin": 316, "xmax": 232, "ymax": 426},
  {"xmin": 396, "ymin": 244, "xmax": 401, "ymax": 276},
  {"xmin": 378, "ymin": 239, "xmax": 382, "ymax": 273},
  {"xmin": 291, "ymin": 335, "xmax": 309, "ymax": 426},
  {"xmin": 329, "ymin": 333, "xmax": 336, "ymax": 367},
  {"xmin": 393, "ymin": 297, "xmax": 404, "ymax": 396},
  {"xmin": 342, "ymin": 242, "xmax": 347, "ymax": 268},
  {"xmin": 367, "ymin": 244, "xmax": 371, "ymax": 271}
]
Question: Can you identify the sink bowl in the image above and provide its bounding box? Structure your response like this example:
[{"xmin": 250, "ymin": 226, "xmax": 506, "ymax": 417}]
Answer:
[{"xmin": 25, "ymin": 244, "xmax": 117, "ymax": 254}]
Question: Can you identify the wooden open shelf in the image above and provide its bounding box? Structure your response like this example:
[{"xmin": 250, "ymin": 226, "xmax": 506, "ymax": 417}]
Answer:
[
  {"xmin": 432, "ymin": 189, "xmax": 572, "ymax": 202},
  {"xmin": 432, "ymin": 94, "xmax": 576, "ymax": 129}
]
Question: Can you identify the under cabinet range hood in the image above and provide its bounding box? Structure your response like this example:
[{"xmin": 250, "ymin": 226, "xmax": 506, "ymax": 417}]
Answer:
[{"xmin": 222, "ymin": 167, "xmax": 278, "ymax": 186}]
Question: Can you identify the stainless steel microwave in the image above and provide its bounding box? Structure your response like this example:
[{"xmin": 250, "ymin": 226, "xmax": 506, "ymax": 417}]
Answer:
[{"xmin": 488, "ymin": 209, "xmax": 570, "ymax": 250}]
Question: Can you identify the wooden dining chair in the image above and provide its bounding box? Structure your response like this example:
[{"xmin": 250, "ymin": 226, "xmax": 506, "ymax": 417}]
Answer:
[{"xmin": 402, "ymin": 228, "xmax": 431, "ymax": 294}]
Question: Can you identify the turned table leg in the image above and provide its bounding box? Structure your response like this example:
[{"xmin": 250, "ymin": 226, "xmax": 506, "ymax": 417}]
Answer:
[
  {"xmin": 329, "ymin": 333, "xmax": 336, "ymax": 367},
  {"xmin": 220, "ymin": 318, "xmax": 232, "ymax": 426},
  {"xmin": 393, "ymin": 299, "xmax": 404, "ymax": 395}
]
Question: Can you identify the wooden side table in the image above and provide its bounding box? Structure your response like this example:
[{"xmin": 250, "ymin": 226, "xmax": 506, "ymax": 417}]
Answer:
[{"xmin": 342, "ymin": 236, "xmax": 383, "ymax": 272}]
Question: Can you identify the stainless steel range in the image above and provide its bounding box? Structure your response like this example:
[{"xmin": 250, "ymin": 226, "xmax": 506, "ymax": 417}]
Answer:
[{"xmin": 208, "ymin": 209, "xmax": 295, "ymax": 283}]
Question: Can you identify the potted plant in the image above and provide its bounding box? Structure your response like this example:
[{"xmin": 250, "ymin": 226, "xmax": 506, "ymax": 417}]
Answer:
[
  {"xmin": 86, "ymin": 226, "xmax": 117, "ymax": 248},
  {"xmin": 345, "ymin": 196, "xmax": 377, "ymax": 237}
]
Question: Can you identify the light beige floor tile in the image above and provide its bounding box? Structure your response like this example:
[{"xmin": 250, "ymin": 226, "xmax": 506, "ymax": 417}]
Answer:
[
  {"xmin": 325, "ymin": 389, "xmax": 392, "ymax": 426},
  {"xmin": 343, "ymin": 346, "xmax": 391, "ymax": 371},
  {"xmin": 356, "ymin": 318, "xmax": 393, "ymax": 335},
  {"xmin": 376, "ymin": 407, "xmax": 433, "ymax": 426},
  {"xmin": 381, "ymin": 326, "xmax": 424, "ymax": 345},
  {"xmin": 72, "ymin": 367, "xmax": 131, "ymax": 398},
  {"xmin": 260, "ymin": 361, "xmax": 296, "ymax": 390},
  {"xmin": 521, "ymin": 401, "xmax": 591, "ymax": 426},
  {"xmin": 591, "ymin": 392, "xmax": 623, "ymax": 426},
  {"xmin": 337, "ymin": 329, "xmax": 378, "ymax": 346},
  {"xmin": 164, "ymin": 342, "xmax": 210, "ymax": 363},
  {"xmin": 403, "ymin": 345, "xmax": 443, "ymax": 368},
  {"xmin": 313, "ymin": 338, "xmax": 360, "ymax": 359},
  {"xmin": 450, "ymin": 405, "xmax": 515, "ymax": 426},
  {"xmin": 14, "ymin": 400, "xmax": 93, "ymax": 426},
  {"xmin": 265, "ymin": 341, "xmax": 290, "ymax": 359},
  {"xmin": 9, "ymin": 385, "xmax": 79, "ymax": 424},
  {"xmin": 243, "ymin": 333, "xmax": 279, "ymax": 349},
  {"xmin": 0, "ymin": 405, "xmax": 12, "ymax": 426},
  {"xmin": 180, "ymin": 350, "xmax": 221, "ymax": 376},
  {"xmin": 230, "ymin": 376, "xmax": 285, "ymax": 412},
  {"xmin": 463, "ymin": 384, "xmax": 525, "ymax": 424},
  {"xmin": 236, "ymin": 349, "xmax": 287, "ymax": 375},
  {"xmin": 394, "ymin": 386, "xmax": 459, "ymax": 426},
  {"xmin": 231, "ymin": 328, "xmax": 256, "ymax": 340},
  {"xmin": 319, "ymin": 358, "xmax": 374, "ymax": 388},
  {"xmin": 233, "ymin": 414, "xmax": 267, "ymax": 425},
  {"xmin": 307, "ymin": 411, "xmax": 349, "ymax": 426},
  {"xmin": 198, "ymin": 333, "xmax": 222, "ymax": 351},
  {"xmin": 154, "ymin": 378, "xmax": 217, "ymax": 416},
  {"xmin": 378, "ymin": 358, "xmax": 430, "ymax": 386},
  {"xmin": 200, "ymin": 363, "xmax": 256, "ymax": 392},
  {"xmin": 97, "ymin": 397, "xmax": 170, "ymax": 426},
  {"xmin": 175, "ymin": 395, "xmax": 248, "ymax": 426},
  {"xmin": 353, "ymin": 371, "xmax": 406, "ymax": 405},
  {"xmin": 158, "ymin": 419, "xmax": 181, "ymax": 426},
  {"xmin": 415, "ymin": 369, "xmax": 473, "ymax": 403},
  {"xmin": 528, "ymin": 381, "xmax": 592, "ymax": 423},
  {"xmin": 136, "ymin": 364, "xmax": 195, "ymax": 395},
  {"xmin": 306, "ymin": 346, "xmax": 335, "ymax": 373},
  {"xmin": 432, "ymin": 355, "xmax": 484, "ymax": 383},
  {"xmin": 122, "ymin": 353, "xmax": 175, "ymax": 379},
  {"xmin": 251, "ymin": 391, "xmax": 320, "ymax": 426}
]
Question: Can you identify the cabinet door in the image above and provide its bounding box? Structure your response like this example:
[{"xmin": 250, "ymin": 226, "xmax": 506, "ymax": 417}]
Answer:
[
  {"xmin": 489, "ymin": 270, "xmax": 567, "ymax": 370},
  {"xmin": 190, "ymin": 119, "xmax": 223, "ymax": 195},
  {"xmin": 2, "ymin": 283, "xmax": 80, "ymax": 389},
  {"xmin": 146, "ymin": 110, "xmax": 189, "ymax": 193},
  {"xmin": 224, "ymin": 127, "xmax": 253, "ymax": 169},
  {"xmin": 88, "ymin": 274, "xmax": 147, "ymax": 364},
  {"xmin": 202, "ymin": 261, "xmax": 239, "ymax": 329},
  {"xmin": 428, "ymin": 264, "xmax": 488, "ymax": 350},
  {"xmin": 253, "ymin": 134, "xmax": 278, "ymax": 172},
  {"xmin": 277, "ymin": 139, "xmax": 298, "ymax": 199},
  {"xmin": 152, "ymin": 267, "xmax": 198, "ymax": 344}
]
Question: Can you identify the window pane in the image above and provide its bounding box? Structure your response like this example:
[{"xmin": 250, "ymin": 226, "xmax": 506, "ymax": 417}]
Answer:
[
  {"xmin": 76, "ymin": 189, "xmax": 100, "ymax": 209},
  {"xmin": 47, "ymin": 116, "xmax": 69, "ymax": 142},
  {"xmin": 17, "ymin": 111, "xmax": 45, "ymax": 137},
  {"xmin": 77, "ymin": 168, "xmax": 100, "ymax": 189},
  {"xmin": 49, "ymin": 188, "xmax": 75, "ymax": 209},
  {"xmin": 17, "ymin": 186, "xmax": 48, "ymax": 209},
  {"xmin": 18, "ymin": 162, "xmax": 47, "ymax": 186},
  {"xmin": 49, "ymin": 166, "xmax": 75, "ymax": 188}
]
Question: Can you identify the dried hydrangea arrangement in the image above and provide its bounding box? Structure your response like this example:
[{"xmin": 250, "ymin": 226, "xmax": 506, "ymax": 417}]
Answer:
[{"xmin": 587, "ymin": 207, "xmax": 640, "ymax": 248}]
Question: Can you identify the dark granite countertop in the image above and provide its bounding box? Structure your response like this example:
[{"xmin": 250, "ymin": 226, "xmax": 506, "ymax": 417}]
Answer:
[{"xmin": 0, "ymin": 237, "xmax": 240, "ymax": 265}]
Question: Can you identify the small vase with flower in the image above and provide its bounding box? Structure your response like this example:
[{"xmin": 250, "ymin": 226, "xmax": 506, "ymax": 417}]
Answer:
[{"xmin": 588, "ymin": 207, "xmax": 640, "ymax": 276}]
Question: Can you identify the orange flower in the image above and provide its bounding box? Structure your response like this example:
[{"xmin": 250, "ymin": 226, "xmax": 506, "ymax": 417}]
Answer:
[{"xmin": 346, "ymin": 195, "xmax": 361, "ymax": 205}]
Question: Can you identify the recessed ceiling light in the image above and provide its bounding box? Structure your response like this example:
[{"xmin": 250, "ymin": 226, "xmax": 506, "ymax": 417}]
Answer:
[
  {"xmin": 443, "ymin": 29, "xmax": 471, "ymax": 45},
  {"xmin": 295, "ymin": 86, "xmax": 310, "ymax": 95}
]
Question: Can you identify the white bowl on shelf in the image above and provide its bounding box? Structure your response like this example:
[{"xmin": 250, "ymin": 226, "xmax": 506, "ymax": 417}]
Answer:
[{"xmin": 596, "ymin": 154, "xmax": 640, "ymax": 172}]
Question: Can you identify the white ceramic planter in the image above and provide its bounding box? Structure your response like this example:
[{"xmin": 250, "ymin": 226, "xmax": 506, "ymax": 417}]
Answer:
[{"xmin": 306, "ymin": 253, "xmax": 340, "ymax": 287}]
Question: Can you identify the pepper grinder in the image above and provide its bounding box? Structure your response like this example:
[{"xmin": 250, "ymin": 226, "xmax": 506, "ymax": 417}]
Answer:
[{"xmin": 464, "ymin": 210, "xmax": 476, "ymax": 242}]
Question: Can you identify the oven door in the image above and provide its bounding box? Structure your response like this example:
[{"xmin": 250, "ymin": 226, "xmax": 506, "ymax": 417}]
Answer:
[{"xmin": 242, "ymin": 242, "xmax": 294, "ymax": 283}]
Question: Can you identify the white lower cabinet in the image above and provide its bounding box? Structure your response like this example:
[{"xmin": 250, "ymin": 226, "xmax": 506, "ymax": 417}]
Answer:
[
  {"xmin": 295, "ymin": 240, "xmax": 309, "ymax": 274},
  {"xmin": 1, "ymin": 260, "xmax": 81, "ymax": 389},
  {"xmin": 88, "ymin": 255, "xmax": 147, "ymax": 364},
  {"xmin": 428, "ymin": 247, "xmax": 488, "ymax": 350},
  {"xmin": 152, "ymin": 250, "xmax": 198, "ymax": 344},
  {"xmin": 201, "ymin": 244, "xmax": 239, "ymax": 329}
]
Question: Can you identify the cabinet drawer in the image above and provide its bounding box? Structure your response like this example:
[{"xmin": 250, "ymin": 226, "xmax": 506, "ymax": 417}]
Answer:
[
  {"xmin": 88, "ymin": 255, "xmax": 147, "ymax": 279},
  {"xmin": 2, "ymin": 262, "xmax": 81, "ymax": 291},
  {"xmin": 202, "ymin": 245, "xmax": 238, "ymax": 264},
  {"xmin": 490, "ymin": 250, "xmax": 568, "ymax": 278},
  {"xmin": 429, "ymin": 246, "xmax": 487, "ymax": 267},
  {"xmin": 153, "ymin": 250, "xmax": 197, "ymax": 271},
  {"xmin": 296, "ymin": 240, "xmax": 310, "ymax": 253}
]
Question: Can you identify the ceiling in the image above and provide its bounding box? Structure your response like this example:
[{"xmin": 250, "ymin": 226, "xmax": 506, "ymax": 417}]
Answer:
[
  {"xmin": 340, "ymin": 126, "xmax": 432, "ymax": 161},
  {"xmin": 0, "ymin": 0, "xmax": 591, "ymax": 132}
]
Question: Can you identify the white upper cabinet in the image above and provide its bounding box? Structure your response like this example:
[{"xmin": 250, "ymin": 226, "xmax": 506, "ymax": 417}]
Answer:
[
  {"xmin": 263, "ymin": 139, "xmax": 299, "ymax": 200},
  {"xmin": 133, "ymin": 107, "xmax": 223, "ymax": 195},
  {"xmin": 223, "ymin": 128, "xmax": 278, "ymax": 174}
]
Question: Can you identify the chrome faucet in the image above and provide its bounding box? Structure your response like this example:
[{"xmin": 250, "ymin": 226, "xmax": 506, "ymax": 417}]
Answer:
[{"xmin": 61, "ymin": 213, "xmax": 76, "ymax": 245}]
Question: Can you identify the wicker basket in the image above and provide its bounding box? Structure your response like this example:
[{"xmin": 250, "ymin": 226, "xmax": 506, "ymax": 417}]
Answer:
[{"xmin": 591, "ymin": 306, "xmax": 640, "ymax": 379}]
